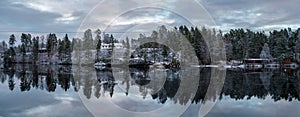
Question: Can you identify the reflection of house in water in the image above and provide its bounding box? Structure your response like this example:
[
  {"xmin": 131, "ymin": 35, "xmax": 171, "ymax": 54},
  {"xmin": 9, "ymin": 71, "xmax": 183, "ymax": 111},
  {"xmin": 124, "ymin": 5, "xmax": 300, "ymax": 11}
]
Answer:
[
  {"xmin": 5, "ymin": 63, "xmax": 300, "ymax": 104},
  {"xmin": 96, "ymin": 68, "xmax": 116, "ymax": 97},
  {"xmin": 126, "ymin": 67, "xmax": 182, "ymax": 101},
  {"xmin": 130, "ymin": 68, "xmax": 151, "ymax": 85}
]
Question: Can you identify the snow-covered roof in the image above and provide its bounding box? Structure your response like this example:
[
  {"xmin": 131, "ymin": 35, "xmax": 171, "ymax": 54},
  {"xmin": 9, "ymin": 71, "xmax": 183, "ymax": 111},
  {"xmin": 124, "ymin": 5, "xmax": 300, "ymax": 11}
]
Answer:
[
  {"xmin": 26, "ymin": 52, "xmax": 32, "ymax": 55},
  {"xmin": 39, "ymin": 48, "xmax": 47, "ymax": 50},
  {"xmin": 243, "ymin": 58, "xmax": 272, "ymax": 61}
]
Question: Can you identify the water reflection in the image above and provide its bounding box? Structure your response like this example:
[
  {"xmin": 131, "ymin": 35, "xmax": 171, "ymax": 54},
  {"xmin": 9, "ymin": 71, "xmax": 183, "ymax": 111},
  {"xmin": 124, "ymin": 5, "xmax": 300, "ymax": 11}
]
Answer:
[
  {"xmin": 222, "ymin": 69, "xmax": 300, "ymax": 102},
  {"xmin": 1, "ymin": 65, "xmax": 300, "ymax": 104}
]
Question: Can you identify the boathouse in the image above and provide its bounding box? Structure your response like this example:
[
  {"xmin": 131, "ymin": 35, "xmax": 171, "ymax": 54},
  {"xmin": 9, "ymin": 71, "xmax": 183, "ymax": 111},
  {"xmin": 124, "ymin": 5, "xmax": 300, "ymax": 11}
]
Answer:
[{"xmin": 243, "ymin": 58, "xmax": 273, "ymax": 69}]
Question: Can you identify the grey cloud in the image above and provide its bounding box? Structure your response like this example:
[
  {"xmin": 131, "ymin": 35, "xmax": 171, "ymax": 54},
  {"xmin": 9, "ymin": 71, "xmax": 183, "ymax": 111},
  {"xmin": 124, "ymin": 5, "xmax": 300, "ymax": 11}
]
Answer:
[
  {"xmin": 1, "ymin": 0, "xmax": 300, "ymax": 41},
  {"xmin": 0, "ymin": 0, "xmax": 94, "ymax": 40},
  {"xmin": 201, "ymin": 0, "xmax": 300, "ymax": 31}
]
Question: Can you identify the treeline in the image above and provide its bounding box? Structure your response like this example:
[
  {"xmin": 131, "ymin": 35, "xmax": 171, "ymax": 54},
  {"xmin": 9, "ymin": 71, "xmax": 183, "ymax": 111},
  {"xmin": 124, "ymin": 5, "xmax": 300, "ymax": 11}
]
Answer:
[
  {"xmin": 1, "ymin": 26, "xmax": 300, "ymax": 65},
  {"xmin": 2, "ymin": 33, "xmax": 72, "ymax": 64},
  {"xmin": 224, "ymin": 28, "xmax": 300, "ymax": 61},
  {"xmin": 0, "ymin": 29, "xmax": 116, "ymax": 65},
  {"xmin": 132, "ymin": 26, "xmax": 300, "ymax": 65},
  {"xmin": 172, "ymin": 26, "xmax": 300, "ymax": 62}
]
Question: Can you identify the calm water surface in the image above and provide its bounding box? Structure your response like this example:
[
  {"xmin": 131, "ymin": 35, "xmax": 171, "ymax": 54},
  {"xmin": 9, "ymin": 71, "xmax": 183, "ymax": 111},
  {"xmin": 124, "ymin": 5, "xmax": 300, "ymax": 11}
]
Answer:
[{"xmin": 1, "ymin": 64, "xmax": 300, "ymax": 117}]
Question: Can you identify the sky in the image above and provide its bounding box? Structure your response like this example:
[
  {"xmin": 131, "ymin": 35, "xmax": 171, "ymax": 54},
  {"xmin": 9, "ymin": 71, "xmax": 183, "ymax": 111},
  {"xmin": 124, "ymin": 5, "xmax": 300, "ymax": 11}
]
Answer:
[{"xmin": 0, "ymin": 0, "xmax": 299, "ymax": 42}]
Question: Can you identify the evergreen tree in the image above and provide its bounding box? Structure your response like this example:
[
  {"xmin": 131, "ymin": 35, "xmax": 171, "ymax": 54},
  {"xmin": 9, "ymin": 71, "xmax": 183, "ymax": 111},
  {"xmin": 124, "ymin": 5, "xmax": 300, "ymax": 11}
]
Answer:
[
  {"xmin": 46, "ymin": 34, "xmax": 53, "ymax": 56},
  {"xmin": 64, "ymin": 34, "xmax": 71, "ymax": 54},
  {"xmin": 260, "ymin": 43, "xmax": 273, "ymax": 59},
  {"xmin": 32, "ymin": 37, "xmax": 39, "ymax": 63},
  {"xmin": 295, "ymin": 29, "xmax": 300, "ymax": 53},
  {"xmin": 84, "ymin": 29, "xmax": 93, "ymax": 50},
  {"xmin": 9, "ymin": 34, "xmax": 16, "ymax": 47},
  {"xmin": 72, "ymin": 38, "xmax": 82, "ymax": 64},
  {"xmin": 58, "ymin": 39, "xmax": 64, "ymax": 60},
  {"xmin": 95, "ymin": 29, "xmax": 102, "ymax": 50},
  {"xmin": 126, "ymin": 37, "xmax": 130, "ymax": 49},
  {"xmin": 123, "ymin": 37, "xmax": 130, "ymax": 59},
  {"xmin": 110, "ymin": 34, "xmax": 114, "ymax": 50},
  {"xmin": 46, "ymin": 33, "xmax": 58, "ymax": 56},
  {"xmin": 20, "ymin": 33, "xmax": 28, "ymax": 62},
  {"xmin": 273, "ymin": 31, "xmax": 288, "ymax": 58},
  {"xmin": 6, "ymin": 34, "xmax": 16, "ymax": 63},
  {"xmin": 59, "ymin": 34, "xmax": 72, "ymax": 64}
]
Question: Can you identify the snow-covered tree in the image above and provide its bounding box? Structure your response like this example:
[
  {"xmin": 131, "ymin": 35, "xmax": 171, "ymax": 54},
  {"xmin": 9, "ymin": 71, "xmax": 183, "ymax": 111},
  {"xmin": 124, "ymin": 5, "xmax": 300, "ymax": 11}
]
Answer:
[
  {"xmin": 260, "ymin": 43, "xmax": 273, "ymax": 59},
  {"xmin": 95, "ymin": 29, "xmax": 102, "ymax": 50},
  {"xmin": 9, "ymin": 34, "xmax": 16, "ymax": 47},
  {"xmin": 32, "ymin": 37, "xmax": 39, "ymax": 63},
  {"xmin": 83, "ymin": 29, "xmax": 93, "ymax": 50}
]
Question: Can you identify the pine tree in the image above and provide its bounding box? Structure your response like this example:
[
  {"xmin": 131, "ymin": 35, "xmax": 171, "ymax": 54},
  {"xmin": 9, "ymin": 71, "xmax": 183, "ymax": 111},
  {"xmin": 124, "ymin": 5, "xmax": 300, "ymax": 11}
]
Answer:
[
  {"xmin": 20, "ymin": 33, "xmax": 28, "ymax": 62},
  {"xmin": 123, "ymin": 37, "xmax": 130, "ymax": 59},
  {"xmin": 273, "ymin": 31, "xmax": 288, "ymax": 58},
  {"xmin": 32, "ymin": 37, "xmax": 39, "ymax": 64},
  {"xmin": 9, "ymin": 34, "xmax": 16, "ymax": 47},
  {"xmin": 46, "ymin": 34, "xmax": 53, "ymax": 56},
  {"xmin": 58, "ymin": 39, "xmax": 64, "ymax": 60},
  {"xmin": 110, "ymin": 34, "xmax": 114, "ymax": 51},
  {"xmin": 126, "ymin": 37, "xmax": 130, "ymax": 49},
  {"xmin": 63, "ymin": 34, "xmax": 72, "ymax": 64},
  {"xmin": 84, "ymin": 29, "xmax": 93, "ymax": 50},
  {"xmin": 6, "ymin": 34, "xmax": 16, "ymax": 63},
  {"xmin": 95, "ymin": 29, "xmax": 102, "ymax": 50}
]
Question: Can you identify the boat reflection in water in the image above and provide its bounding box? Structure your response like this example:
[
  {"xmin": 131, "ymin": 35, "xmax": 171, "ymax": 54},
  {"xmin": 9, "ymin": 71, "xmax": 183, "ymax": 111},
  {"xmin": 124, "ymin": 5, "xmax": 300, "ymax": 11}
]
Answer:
[{"xmin": 1, "ymin": 65, "xmax": 300, "ymax": 116}]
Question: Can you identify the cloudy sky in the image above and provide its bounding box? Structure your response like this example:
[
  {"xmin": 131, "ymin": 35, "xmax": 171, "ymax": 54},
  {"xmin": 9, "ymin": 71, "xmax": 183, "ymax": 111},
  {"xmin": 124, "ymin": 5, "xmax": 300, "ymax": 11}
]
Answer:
[{"xmin": 0, "ymin": 0, "xmax": 299, "ymax": 41}]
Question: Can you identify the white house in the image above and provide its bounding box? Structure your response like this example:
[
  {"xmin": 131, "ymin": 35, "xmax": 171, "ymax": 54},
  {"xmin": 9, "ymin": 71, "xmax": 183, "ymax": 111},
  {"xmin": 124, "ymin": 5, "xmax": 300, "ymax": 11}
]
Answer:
[{"xmin": 101, "ymin": 43, "xmax": 124, "ymax": 50}]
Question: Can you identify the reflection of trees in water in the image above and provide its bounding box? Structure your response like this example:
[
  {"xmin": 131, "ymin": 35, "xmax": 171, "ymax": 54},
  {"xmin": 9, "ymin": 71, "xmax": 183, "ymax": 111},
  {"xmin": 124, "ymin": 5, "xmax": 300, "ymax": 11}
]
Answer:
[
  {"xmin": 127, "ymin": 67, "xmax": 211, "ymax": 105},
  {"xmin": 129, "ymin": 68, "xmax": 181, "ymax": 102},
  {"xmin": 221, "ymin": 69, "xmax": 300, "ymax": 102},
  {"xmin": 7, "ymin": 66, "xmax": 16, "ymax": 91},
  {"xmin": 96, "ymin": 68, "xmax": 115, "ymax": 98},
  {"xmin": 148, "ymin": 68, "xmax": 214, "ymax": 105},
  {"xmin": 193, "ymin": 68, "xmax": 211, "ymax": 104},
  {"xmin": 269, "ymin": 70, "xmax": 300, "ymax": 101},
  {"xmin": 2, "ymin": 65, "xmax": 300, "ymax": 105},
  {"xmin": 17, "ymin": 65, "xmax": 32, "ymax": 91},
  {"xmin": 150, "ymin": 69, "xmax": 180, "ymax": 104}
]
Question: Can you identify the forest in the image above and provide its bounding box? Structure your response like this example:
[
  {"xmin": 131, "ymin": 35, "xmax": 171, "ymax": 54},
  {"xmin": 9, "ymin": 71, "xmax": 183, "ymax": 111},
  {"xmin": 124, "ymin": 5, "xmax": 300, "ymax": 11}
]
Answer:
[{"xmin": 1, "ymin": 26, "xmax": 300, "ymax": 65}]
